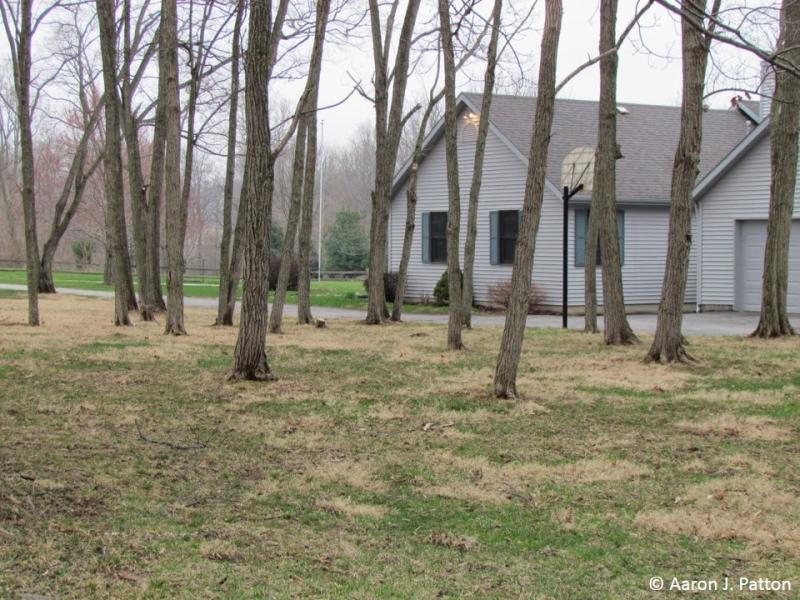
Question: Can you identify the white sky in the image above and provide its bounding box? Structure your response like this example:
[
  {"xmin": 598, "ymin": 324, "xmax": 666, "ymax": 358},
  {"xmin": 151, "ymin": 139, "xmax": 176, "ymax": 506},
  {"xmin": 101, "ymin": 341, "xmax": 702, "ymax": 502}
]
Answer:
[{"xmin": 313, "ymin": 0, "xmax": 768, "ymax": 148}]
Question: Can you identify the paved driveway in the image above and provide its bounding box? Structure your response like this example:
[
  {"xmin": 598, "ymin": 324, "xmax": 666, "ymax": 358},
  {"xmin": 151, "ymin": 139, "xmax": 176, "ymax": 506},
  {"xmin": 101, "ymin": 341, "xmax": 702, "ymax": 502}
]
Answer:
[{"xmin": 0, "ymin": 283, "xmax": 786, "ymax": 336}]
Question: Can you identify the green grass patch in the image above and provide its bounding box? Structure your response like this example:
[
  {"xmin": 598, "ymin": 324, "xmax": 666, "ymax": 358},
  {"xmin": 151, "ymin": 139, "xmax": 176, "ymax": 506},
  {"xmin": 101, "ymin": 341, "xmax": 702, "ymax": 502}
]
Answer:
[
  {"xmin": 0, "ymin": 297, "xmax": 798, "ymax": 598},
  {"xmin": 0, "ymin": 268, "xmax": 452, "ymax": 314}
]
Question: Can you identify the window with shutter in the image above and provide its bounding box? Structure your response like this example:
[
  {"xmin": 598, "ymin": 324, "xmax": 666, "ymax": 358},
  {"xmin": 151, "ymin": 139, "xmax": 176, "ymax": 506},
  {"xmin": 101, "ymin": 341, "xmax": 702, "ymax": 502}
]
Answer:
[
  {"xmin": 575, "ymin": 209, "xmax": 588, "ymax": 267},
  {"xmin": 574, "ymin": 208, "xmax": 625, "ymax": 267},
  {"xmin": 498, "ymin": 210, "xmax": 519, "ymax": 264},
  {"xmin": 429, "ymin": 212, "xmax": 448, "ymax": 263}
]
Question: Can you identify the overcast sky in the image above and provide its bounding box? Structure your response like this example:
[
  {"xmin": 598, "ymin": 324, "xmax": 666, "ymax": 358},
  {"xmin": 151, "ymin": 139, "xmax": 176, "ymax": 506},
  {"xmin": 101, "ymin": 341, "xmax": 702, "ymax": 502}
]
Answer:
[{"xmin": 311, "ymin": 0, "xmax": 769, "ymax": 148}]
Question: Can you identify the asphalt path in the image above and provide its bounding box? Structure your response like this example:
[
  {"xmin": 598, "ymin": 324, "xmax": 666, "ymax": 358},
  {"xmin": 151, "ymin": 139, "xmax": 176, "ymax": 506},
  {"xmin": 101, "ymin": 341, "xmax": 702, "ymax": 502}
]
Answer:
[{"xmin": 0, "ymin": 283, "xmax": 779, "ymax": 335}]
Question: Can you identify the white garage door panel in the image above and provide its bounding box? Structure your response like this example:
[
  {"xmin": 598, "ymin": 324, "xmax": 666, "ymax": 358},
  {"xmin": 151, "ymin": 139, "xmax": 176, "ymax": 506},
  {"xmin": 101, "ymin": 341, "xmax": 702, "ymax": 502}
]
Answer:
[{"xmin": 736, "ymin": 220, "xmax": 800, "ymax": 312}]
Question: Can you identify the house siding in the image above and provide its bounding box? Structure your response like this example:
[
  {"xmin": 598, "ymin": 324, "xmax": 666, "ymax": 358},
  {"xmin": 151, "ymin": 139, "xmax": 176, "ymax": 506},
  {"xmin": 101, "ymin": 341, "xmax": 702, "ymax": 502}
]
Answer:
[
  {"xmin": 389, "ymin": 115, "xmax": 695, "ymax": 307},
  {"xmin": 390, "ymin": 118, "xmax": 550, "ymax": 305},
  {"xmin": 565, "ymin": 204, "xmax": 697, "ymax": 307},
  {"xmin": 698, "ymin": 134, "xmax": 800, "ymax": 308}
]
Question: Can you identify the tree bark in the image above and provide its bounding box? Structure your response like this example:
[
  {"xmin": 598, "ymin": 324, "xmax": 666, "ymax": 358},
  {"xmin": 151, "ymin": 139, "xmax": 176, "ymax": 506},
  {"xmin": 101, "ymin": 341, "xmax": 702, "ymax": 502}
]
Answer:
[
  {"xmin": 216, "ymin": 0, "xmax": 244, "ymax": 326},
  {"xmin": 169, "ymin": 0, "xmax": 211, "ymax": 332},
  {"xmin": 1, "ymin": 0, "xmax": 39, "ymax": 324},
  {"xmin": 270, "ymin": 118, "xmax": 307, "ymax": 332},
  {"xmin": 583, "ymin": 209, "xmax": 599, "ymax": 332},
  {"xmin": 273, "ymin": 0, "xmax": 328, "ymax": 331},
  {"xmin": 39, "ymin": 148, "xmax": 101, "ymax": 294},
  {"xmin": 232, "ymin": 0, "xmax": 290, "ymax": 380},
  {"xmin": 297, "ymin": 104, "xmax": 318, "ymax": 325},
  {"xmin": 162, "ymin": 0, "xmax": 186, "ymax": 335},
  {"xmin": 595, "ymin": 0, "xmax": 636, "ymax": 345},
  {"xmin": 96, "ymin": 0, "xmax": 135, "ymax": 325},
  {"xmin": 220, "ymin": 159, "xmax": 248, "ymax": 326},
  {"xmin": 391, "ymin": 11, "xmax": 489, "ymax": 323},
  {"xmin": 438, "ymin": 0, "xmax": 464, "ymax": 350},
  {"xmin": 753, "ymin": 0, "xmax": 799, "ymax": 338},
  {"xmin": 144, "ymin": 16, "xmax": 169, "ymax": 314},
  {"xmin": 493, "ymin": 0, "xmax": 562, "ymax": 398},
  {"xmin": 365, "ymin": 0, "xmax": 422, "ymax": 324},
  {"xmin": 461, "ymin": 0, "xmax": 502, "ymax": 329},
  {"xmin": 647, "ymin": 0, "xmax": 716, "ymax": 363},
  {"xmin": 37, "ymin": 16, "xmax": 103, "ymax": 296},
  {"xmin": 121, "ymin": 0, "xmax": 154, "ymax": 320},
  {"xmin": 391, "ymin": 103, "xmax": 434, "ymax": 322},
  {"xmin": 103, "ymin": 208, "xmax": 114, "ymax": 285},
  {"xmin": 121, "ymin": 238, "xmax": 138, "ymax": 312}
]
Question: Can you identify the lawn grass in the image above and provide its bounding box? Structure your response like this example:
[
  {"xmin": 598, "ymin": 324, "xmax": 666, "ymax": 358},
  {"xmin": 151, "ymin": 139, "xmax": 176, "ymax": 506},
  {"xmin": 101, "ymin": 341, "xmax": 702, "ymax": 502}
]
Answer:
[
  {"xmin": 0, "ymin": 288, "xmax": 24, "ymax": 299},
  {"xmin": 0, "ymin": 269, "xmax": 449, "ymax": 314},
  {"xmin": 0, "ymin": 295, "xmax": 798, "ymax": 598}
]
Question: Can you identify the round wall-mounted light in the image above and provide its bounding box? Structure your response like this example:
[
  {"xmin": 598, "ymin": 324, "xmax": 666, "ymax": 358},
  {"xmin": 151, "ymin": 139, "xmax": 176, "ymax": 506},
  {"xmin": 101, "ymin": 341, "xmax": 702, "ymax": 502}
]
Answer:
[{"xmin": 463, "ymin": 112, "xmax": 480, "ymax": 127}]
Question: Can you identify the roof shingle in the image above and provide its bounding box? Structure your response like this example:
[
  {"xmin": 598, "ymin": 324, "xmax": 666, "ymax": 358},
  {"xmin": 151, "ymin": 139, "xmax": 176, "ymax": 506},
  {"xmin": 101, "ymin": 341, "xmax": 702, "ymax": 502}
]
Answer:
[{"xmin": 460, "ymin": 92, "xmax": 755, "ymax": 203}]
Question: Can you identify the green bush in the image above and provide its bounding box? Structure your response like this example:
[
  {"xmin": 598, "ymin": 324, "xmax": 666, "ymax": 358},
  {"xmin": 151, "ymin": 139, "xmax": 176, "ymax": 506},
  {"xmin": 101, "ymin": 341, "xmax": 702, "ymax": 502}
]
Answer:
[{"xmin": 433, "ymin": 269, "xmax": 462, "ymax": 306}]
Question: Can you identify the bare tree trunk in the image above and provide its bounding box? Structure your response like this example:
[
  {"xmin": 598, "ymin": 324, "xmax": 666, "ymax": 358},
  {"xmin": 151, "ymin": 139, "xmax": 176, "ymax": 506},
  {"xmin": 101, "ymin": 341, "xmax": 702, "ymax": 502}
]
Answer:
[
  {"xmin": 168, "ymin": 0, "xmax": 211, "ymax": 331},
  {"xmin": 38, "ymin": 248, "xmax": 56, "ymax": 293},
  {"xmin": 297, "ymin": 107, "xmax": 318, "ymax": 325},
  {"xmin": 1, "ymin": 0, "xmax": 39, "ymax": 324},
  {"xmin": 583, "ymin": 209, "xmax": 599, "ymax": 332},
  {"xmin": 0, "ymin": 166, "xmax": 21, "ymax": 260},
  {"xmin": 391, "ymin": 15, "xmax": 489, "ymax": 323},
  {"xmin": 232, "ymin": 0, "xmax": 290, "ymax": 380},
  {"xmin": 96, "ymin": 0, "xmax": 135, "ymax": 325},
  {"xmin": 461, "ymin": 0, "xmax": 502, "ymax": 329},
  {"xmin": 272, "ymin": 0, "xmax": 328, "ymax": 331},
  {"xmin": 121, "ymin": 0, "xmax": 154, "ymax": 320},
  {"xmin": 753, "ymin": 0, "xmax": 799, "ymax": 338},
  {"xmin": 365, "ymin": 0, "xmax": 422, "ymax": 324},
  {"xmin": 220, "ymin": 159, "xmax": 248, "ymax": 326},
  {"xmin": 39, "ymin": 149, "xmax": 101, "ymax": 293},
  {"xmin": 647, "ymin": 0, "xmax": 717, "ymax": 363},
  {"xmin": 438, "ymin": 0, "xmax": 464, "ymax": 350},
  {"xmin": 493, "ymin": 0, "xmax": 562, "ymax": 398},
  {"xmin": 216, "ymin": 0, "xmax": 244, "ymax": 326},
  {"xmin": 162, "ymin": 0, "xmax": 186, "ymax": 335},
  {"xmin": 270, "ymin": 118, "xmax": 307, "ymax": 332},
  {"xmin": 38, "ymin": 19, "xmax": 102, "ymax": 295},
  {"xmin": 103, "ymin": 210, "xmax": 114, "ymax": 285},
  {"xmin": 145, "ymin": 38, "xmax": 168, "ymax": 314},
  {"xmin": 121, "ymin": 237, "xmax": 138, "ymax": 311},
  {"xmin": 595, "ymin": 0, "xmax": 636, "ymax": 345},
  {"xmin": 144, "ymin": 149, "xmax": 165, "ymax": 311},
  {"xmin": 391, "ymin": 104, "xmax": 434, "ymax": 322}
]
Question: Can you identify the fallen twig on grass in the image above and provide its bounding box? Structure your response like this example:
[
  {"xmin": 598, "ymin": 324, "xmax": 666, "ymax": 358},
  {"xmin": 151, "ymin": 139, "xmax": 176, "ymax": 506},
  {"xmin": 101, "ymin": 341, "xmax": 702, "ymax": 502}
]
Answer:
[{"xmin": 421, "ymin": 421, "xmax": 455, "ymax": 432}]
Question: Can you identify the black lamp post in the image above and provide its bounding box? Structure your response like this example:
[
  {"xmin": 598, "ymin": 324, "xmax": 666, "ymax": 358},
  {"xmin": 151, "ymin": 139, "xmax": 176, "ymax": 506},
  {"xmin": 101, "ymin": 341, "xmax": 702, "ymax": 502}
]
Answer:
[{"xmin": 562, "ymin": 183, "xmax": 583, "ymax": 329}]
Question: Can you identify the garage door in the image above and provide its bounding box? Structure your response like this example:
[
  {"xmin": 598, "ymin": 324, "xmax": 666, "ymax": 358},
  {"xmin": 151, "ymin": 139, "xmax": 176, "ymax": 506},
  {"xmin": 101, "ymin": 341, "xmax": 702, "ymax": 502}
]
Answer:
[{"xmin": 736, "ymin": 220, "xmax": 800, "ymax": 312}]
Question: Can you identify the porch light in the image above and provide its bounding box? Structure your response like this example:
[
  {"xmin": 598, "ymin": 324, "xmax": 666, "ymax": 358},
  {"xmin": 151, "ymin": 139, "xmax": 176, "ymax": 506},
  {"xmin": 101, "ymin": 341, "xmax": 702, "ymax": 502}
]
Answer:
[{"xmin": 464, "ymin": 111, "xmax": 480, "ymax": 126}]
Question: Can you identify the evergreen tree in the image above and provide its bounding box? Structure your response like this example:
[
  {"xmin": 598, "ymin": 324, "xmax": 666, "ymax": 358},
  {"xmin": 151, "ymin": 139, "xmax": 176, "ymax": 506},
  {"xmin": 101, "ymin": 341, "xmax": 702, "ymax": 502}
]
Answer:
[{"xmin": 324, "ymin": 210, "xmax": 368, "ymax": 271}]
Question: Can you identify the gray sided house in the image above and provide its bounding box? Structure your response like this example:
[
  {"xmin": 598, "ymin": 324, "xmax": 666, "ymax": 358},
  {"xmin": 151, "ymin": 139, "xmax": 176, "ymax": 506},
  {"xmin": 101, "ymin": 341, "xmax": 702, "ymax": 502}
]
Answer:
[
  {"xmin": 694, "ymin": 117, "xmax": 800, "ymax": 312},
  {"xmin": 388, "ymin": 93, "xmax": 758, "ymax": 311}
]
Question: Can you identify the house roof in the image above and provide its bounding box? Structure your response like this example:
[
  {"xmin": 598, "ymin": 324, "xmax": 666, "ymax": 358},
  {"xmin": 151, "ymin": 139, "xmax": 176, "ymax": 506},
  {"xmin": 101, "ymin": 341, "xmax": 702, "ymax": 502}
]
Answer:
[
  {"xmin": 692, "ymin": 116, "xmax": 770, "ymax": 201},
  {"xmin": 392, "ymin": 92, "xmax": 758, "ymax": 205}
]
